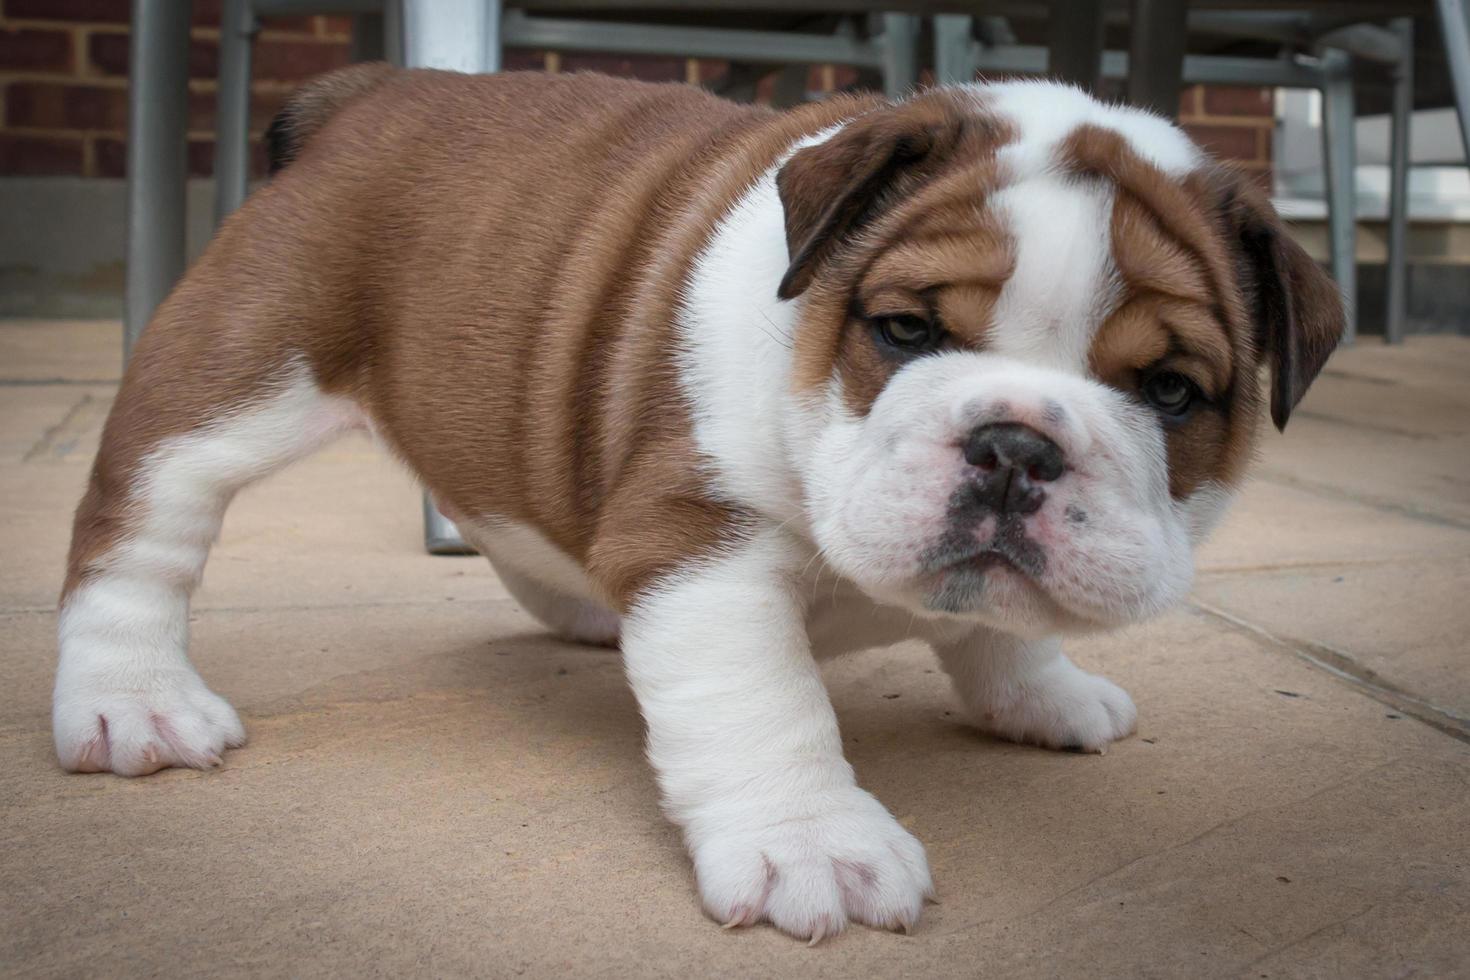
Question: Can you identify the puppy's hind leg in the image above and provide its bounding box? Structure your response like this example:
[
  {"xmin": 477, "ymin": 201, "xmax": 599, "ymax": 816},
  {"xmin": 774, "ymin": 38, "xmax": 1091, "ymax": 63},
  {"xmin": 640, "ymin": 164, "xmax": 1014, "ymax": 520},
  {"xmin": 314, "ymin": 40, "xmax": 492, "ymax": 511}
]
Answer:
[{"xmin": 56, "ymin": 358, "xmax": 361, "ymax": 776}]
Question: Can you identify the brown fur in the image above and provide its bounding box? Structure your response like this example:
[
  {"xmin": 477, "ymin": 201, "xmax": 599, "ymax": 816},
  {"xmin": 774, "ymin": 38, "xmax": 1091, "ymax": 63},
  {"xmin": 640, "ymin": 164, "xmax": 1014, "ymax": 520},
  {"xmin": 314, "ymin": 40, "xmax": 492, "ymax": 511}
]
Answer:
[
  {"xmin": 65, "ymin": 71, "xmax": 1342, "ymax": 611},
  {"xmin": 64, "ymin": 69, "xmax": 875, "ymax": 608},
  {"xmin": 1062, "ymin": 125, "xmax": 1342, "ymax": 498},
  {"xmin": 778, "ymin": 88, "xmax": 1016, "ymax": 415}
]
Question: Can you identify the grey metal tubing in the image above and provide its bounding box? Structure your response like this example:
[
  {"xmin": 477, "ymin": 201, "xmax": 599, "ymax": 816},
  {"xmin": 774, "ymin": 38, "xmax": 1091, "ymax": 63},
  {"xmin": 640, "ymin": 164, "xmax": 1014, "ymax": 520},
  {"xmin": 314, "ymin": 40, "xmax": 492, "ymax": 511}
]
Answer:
[
  {"xmin": 1385, "ymin": 16, "xmax": 1413, "ymax": 345},
  {"xmin": 423, "ymin": 495, "xmax": 477, "ymax": 555},
  {"xmin": 1126, "ymin": 0, "xmax": 1188, "ymax": 117},
  {"xmin": 879, "ymin": 13, "xmax": 921, "ymax": 98},
  {"xmin": 213, "ymin": 0, "xmax": 256, "ymax": 226},
  {"xmin": 1047, "ymin": 0, "xmax": 1104, "ymax": 91},
  {"xmin": 1435, "ymin": 0, "xmax": 1470, "ymax": 169},
  {"xmin": 960, "ymin": 43, "xmax": 1326, "ymax": 90},
  {"xmin": 502, "ymin": 10, "xmax": 884, "ymax": 69},
  {"xmin": 125, "ymin": 0, "xmax": 192, "ymax": 360},
  {"xmin": 933, "ymin": 13, "xmax": 973, "ymax": 84},
  {"xmin": 404, "ymin": 0, "xmax": 502, "ymax": 72},
  {"xmin": 350, "ymin": 11, "xmax": 387, "ymax": 61},
  {"xmin": 1321, "ymin": 48, "xmax": 1358, "ymax": 344}
]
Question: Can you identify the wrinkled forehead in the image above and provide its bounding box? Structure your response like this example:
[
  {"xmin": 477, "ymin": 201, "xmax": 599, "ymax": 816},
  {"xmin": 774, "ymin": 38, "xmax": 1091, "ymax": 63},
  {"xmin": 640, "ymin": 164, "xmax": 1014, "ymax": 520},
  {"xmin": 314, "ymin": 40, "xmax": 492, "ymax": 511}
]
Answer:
[{"xmin": 859, "ymin": 85, "xmax": 1235, "ymax": 381}]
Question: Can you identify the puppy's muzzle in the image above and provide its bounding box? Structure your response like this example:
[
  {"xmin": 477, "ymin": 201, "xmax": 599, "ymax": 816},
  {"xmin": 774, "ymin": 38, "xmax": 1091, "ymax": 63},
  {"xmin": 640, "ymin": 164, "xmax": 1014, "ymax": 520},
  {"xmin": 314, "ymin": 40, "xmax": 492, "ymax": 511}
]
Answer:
[{"xmin": 962, "ymin": 422, "xmax": 1065, "ymax": 516}]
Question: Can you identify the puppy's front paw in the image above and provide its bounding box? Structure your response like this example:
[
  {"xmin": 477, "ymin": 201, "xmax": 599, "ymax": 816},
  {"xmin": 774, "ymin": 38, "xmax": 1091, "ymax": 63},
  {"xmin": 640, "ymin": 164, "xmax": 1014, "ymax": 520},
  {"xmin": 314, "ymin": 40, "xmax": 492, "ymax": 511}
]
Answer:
[
  {"xmin": 690, "ymin": 787, "xmax": 933, "ymax": 942},
  {"xmin": 53, "ymin": 666, "xmax": 246, "ymax": 776},
  {"xmin": 977, "ymin": 658, "xmax": 1136, "ymax": 752}
]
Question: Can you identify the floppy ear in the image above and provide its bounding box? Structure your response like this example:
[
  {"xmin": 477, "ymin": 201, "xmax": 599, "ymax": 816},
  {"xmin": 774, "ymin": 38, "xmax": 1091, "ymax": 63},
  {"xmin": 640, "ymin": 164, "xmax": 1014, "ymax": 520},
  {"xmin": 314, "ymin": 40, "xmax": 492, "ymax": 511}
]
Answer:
[
  {"xmin": 775, "ymin": 103, "xmax": 971, "ymax": 301},
  {"xmin": 1215, "ymin": 173, "xmax": 1346, "ymax": 431}
]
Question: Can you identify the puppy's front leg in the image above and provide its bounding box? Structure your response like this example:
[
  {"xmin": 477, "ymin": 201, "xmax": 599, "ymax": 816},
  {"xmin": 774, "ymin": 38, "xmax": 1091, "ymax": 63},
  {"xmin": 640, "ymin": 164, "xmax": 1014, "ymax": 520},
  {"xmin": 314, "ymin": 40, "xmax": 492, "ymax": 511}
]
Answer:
[
  {"xmin": 621, "ymin": 529, "xmax": 932, "ymax": 940},
  {"xmin": 935, "ymin": 629, "xmax": 1136, "ymax": 753}
]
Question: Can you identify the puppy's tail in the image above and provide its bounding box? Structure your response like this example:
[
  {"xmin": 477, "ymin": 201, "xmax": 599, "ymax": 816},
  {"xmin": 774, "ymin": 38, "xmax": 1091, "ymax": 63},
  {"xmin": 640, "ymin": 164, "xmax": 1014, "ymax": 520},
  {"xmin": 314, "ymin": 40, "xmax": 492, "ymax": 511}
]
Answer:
[{"xmin": 265, "ymin": 61, "xmax": 397, "ymax": 175}]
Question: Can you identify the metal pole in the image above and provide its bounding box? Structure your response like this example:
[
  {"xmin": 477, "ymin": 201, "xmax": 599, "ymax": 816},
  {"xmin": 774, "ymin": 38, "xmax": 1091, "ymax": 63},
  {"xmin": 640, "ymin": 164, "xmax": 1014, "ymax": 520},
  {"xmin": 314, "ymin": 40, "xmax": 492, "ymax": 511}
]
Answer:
[
  {"xmin": 213, "ymin": 0, "xmax": 255, "ymax": 226},
  {"xmin": 124, "ymin": 0, "xmax": 191, "ymax": 360},
  {"xmin": 933, "ymin": 14, "xmax": 975, "ymax": 85},
  {"xmin": 402, "ymin": 0, "xmax": 502, "ymax": 73},
  {"xmin": 1381, "ymin": 16, "xmax": 1417, "ymax": 345},
  {"xmin": 350, "ymin": 10, "xmax": 386, "ymax": 62},
  {"xmin": 1435, "ymin": 0, "xmax": 1470, "ymax": 165},
  {"xmin": 1048, "ymin": 0, "xmax": 1105, "ymax": 92},
  {"xmin": 1385, "ymin": 17, "xmax": 1414, "ymax": 345},
  {"xmin": 879, "ymin": 13, "xmax": 920, "ymax": 99},
  {"xmin": 1320, "ymin": 49, "xmax": 1358, "ymax": 344},
  {"xmin": 1127, "ymin": 0, "xmax": 1189, "ymax": 117}
]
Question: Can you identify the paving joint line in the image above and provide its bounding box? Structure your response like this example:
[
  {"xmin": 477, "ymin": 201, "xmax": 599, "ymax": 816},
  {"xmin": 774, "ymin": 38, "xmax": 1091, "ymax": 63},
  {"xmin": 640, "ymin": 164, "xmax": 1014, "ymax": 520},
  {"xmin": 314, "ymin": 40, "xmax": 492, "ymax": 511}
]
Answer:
[{"xmin": 1188, "ymin": 599, "xmax": 1470, "ymax": 744}]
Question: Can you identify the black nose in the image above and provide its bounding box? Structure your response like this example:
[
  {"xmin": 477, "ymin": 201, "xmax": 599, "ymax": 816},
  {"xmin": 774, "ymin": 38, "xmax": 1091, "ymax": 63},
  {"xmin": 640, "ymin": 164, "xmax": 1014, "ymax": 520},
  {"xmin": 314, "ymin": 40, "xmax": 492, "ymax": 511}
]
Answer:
[{"xmin": 963, "ymin": 423, "xmax": 1065, "ymax": 515}]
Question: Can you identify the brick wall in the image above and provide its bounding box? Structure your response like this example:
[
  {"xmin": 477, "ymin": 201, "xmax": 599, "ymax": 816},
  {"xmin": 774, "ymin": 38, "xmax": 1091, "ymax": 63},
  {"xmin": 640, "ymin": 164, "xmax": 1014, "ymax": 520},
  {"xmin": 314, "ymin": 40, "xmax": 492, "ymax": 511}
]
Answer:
[
  {"xmin": 1179, "ymin": 83, "xmax": 1275, "ymax": 191},
  {"xmin": 0, "ymin": 1, "xmax": 1273, "ymax": 183}
]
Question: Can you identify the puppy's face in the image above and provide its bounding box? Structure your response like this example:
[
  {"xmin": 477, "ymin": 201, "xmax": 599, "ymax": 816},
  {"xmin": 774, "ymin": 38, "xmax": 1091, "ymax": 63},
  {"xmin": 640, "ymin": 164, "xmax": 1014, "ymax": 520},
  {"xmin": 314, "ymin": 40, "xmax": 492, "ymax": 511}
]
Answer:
[{"xmin": 777, "ymin": 85, "xmax": 1343, "ymax": 636}]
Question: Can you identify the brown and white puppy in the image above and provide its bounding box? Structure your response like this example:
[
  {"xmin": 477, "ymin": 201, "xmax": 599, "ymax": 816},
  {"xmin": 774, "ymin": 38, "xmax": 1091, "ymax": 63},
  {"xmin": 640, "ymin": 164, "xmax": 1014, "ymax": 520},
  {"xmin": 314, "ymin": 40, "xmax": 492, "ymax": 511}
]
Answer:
[{"xmin": 53, "ymin": 67, "xmax": 1343, "ymax": 940}]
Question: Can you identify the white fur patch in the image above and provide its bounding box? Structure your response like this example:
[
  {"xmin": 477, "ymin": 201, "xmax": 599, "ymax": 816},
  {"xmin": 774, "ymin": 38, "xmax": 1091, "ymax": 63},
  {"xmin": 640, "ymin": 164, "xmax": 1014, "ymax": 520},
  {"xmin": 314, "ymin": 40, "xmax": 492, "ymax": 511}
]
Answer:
[
  {"xmin": 975, "ymin": 79, "xmax": 1202, "ymax": 178},
  {"xmin": 621, "ymin": 528, "xmax": 932, "ymax": 939},
  {"xmin": 54, "ymin": 363, "xmax": 360, "ymax": 775}
]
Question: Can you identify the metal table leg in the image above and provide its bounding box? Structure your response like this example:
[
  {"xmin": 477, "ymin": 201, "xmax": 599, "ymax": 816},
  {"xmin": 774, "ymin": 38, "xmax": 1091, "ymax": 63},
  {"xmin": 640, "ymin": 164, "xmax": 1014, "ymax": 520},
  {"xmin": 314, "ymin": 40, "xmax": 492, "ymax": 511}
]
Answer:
[
  {"xmin": 1126, "ymin": 0, "xmax": 1188, "ymax": 118},
  {"xmin": 1048, "ymin": 0, "xmax": 1105, "ymax": 92},
  {"xmin": 933, "ymin": 14, "xmax": 974, "ymax": 84},
  {"xmin": 1385, "ymin": 17, "xmax": 1414, "ymax": 345},
  {"xmin": 125, "ymin": 0, "xmax": 192, "ymax": 359},
  {"xmin": 403, "ymin": 0, "xmax": 502, "ymax": 72},
  {"xmin": 402, "ymin": 0, "xmax": 502, "ymax": 554},
  {"xmin": 1321, "ymin": 48, "xmax": 1358, "ymax": 345},
  {"xmin": 213, "ymin": 0, "xmax": 256, "ymax": 226},
  {"xmin": 1436, "ymin": 0, "xmax": 1470, "ymax": 166},
  {"xmin": 879, "ymin": 13, "xmax": 920, "ymax": 99}
]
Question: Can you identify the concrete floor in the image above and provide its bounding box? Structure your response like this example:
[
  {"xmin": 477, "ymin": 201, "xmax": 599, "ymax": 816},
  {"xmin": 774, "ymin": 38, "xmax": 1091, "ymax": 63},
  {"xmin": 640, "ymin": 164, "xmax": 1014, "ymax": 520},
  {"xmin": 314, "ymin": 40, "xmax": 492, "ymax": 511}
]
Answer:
[{"xmin": 2, "ymin": 319, "xmax": 1468, "ymax": 979}]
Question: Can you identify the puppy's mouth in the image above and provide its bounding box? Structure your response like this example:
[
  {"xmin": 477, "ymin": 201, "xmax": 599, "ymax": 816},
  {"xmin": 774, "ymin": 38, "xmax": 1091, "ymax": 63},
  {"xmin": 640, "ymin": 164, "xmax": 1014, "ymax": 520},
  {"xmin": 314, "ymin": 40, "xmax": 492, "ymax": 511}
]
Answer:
[{"xmin": 917, "ymin": 517, "xmax": 1049, "ymax": 615}]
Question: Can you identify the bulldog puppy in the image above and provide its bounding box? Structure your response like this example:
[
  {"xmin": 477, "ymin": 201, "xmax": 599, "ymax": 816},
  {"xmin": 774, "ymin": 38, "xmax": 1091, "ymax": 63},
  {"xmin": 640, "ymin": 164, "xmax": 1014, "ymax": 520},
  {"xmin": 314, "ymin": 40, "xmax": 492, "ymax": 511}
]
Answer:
[{"xmin": 54, "ymin": 67, "xmax": 1343, "ymax": 940}]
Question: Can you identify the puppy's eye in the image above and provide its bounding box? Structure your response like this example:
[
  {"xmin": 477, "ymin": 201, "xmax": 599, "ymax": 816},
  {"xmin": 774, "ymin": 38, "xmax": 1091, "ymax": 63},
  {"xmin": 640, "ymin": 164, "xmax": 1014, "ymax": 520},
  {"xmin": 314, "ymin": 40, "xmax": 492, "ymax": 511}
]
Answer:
[
  {"xmin": 871, "ymin": 314, "xmax": 942, "ymax": 353},
  {"xmin": 1142, "ymin": 371, "xmax": 1198, "ymax": 417}
]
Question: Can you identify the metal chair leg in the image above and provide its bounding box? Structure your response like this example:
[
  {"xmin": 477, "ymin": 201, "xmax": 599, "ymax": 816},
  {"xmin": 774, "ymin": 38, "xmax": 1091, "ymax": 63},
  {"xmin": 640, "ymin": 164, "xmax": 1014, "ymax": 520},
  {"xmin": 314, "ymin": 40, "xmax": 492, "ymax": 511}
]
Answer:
[
  {"xmin": 1048, "ymin": 0, "xmax": 1105, "ymax": 92},
  {"xmin": 1435, "ymin": 0, "xmax": 1470, "ymax": 165},
  {"xmin": 879, "ymin": 13, "xmax": 920, "ymax": 99},
  {"xmin": 350, "ymin": 10, "xmax": 386, "ymax": 62},
  {"xmin": 1127, "ymin": 0, "xmax": 1188, "ymax": 117},
  {"xmin": 933, "ymin": 14, "xmax": 975, "ymax": 85},
  {"xmin": 125, "ymin": 0, "xmax": 192, "ymax": 360},
  {"xmin": 1321, "ymin": 48, "xmax": 1358, "ymax": 344},
  {"xmin": 1385, "ymin": 17, "xmax": 1414, "ymax": 345},
  {"xmin": 402, "ymin": 0, "xmax": 502, "ymax": 72},
  {"xmin": 402, "ymin": 0, "xmax": 503, "ymax": 554},
  {"xmin": 213, "ymin": 0, "xmax": 255, "ymax": 227}
]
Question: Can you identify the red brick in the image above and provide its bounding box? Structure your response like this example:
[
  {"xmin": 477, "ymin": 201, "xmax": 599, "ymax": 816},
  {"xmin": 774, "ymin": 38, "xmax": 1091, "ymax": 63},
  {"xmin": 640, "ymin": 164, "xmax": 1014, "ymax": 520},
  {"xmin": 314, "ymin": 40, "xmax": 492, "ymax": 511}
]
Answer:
[
  {"xmin": 1179, "ymin": 85, "xmax": 1203, "ymax": 117},
  {"xmin": 0, "ymin": 27, "xmax": 73, "ymax": 72},
  {"xmin": 1184, "ymin": 122, "xmax": 1264, "ymax": 163},
  {"xmin": 1202, "ymin": 85, "xmax": 1273, "ymax": 118},
  {"xmin": 6, "ymin": 82, "xmax": 127, "ymax": 131},
  {"xmin": 251, "ymin": 38, "xmax": 351, "ymax": 82},
  {"xmin": 5, "ymin": 0, "xmax": 127, "ymax": 23},
  {"xmin": 503, "ymin": 49, "xmax": 546, "ymax": 72},
  {"xmin": 318, "ymin": 16, "xmax": 354, "ymax": 38},
  {"xmin": 94, "ymin": 135, "xmax": 125, "ymax": 177},
  {"xmin": 257, "ymin": 15, "xmax": 319, "ymax": 36},
  {"xmin": 696, "ymin": 58, "xmax": 729, "ymax": 85},
  {"xmin": 0, "ymin": 132, "xmax": 84, "ymax": 175},
  {"xmin": 88, "ymin": 31, "xmax": 219, "ymax": 79},
  {"xmin": 558, "ymin": 53, "xmax": 683, "ymax": 83}
]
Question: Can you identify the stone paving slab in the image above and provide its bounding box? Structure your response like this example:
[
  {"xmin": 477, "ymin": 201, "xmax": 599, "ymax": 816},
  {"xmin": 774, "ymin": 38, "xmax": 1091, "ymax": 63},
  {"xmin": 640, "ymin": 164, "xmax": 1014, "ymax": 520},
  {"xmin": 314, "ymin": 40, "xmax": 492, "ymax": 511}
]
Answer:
[{"xmin": 2, "ymin": 320, "xmax": 1466, "ymax": 979}]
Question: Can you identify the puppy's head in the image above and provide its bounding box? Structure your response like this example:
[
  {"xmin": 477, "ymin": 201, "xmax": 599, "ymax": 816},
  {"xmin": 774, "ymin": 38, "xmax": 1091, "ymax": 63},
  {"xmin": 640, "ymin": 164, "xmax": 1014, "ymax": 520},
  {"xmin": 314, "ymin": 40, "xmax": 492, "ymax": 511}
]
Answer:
[{"xmin": 777, "ymin": 83, "xmax": 1343, "ymax": 636}]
